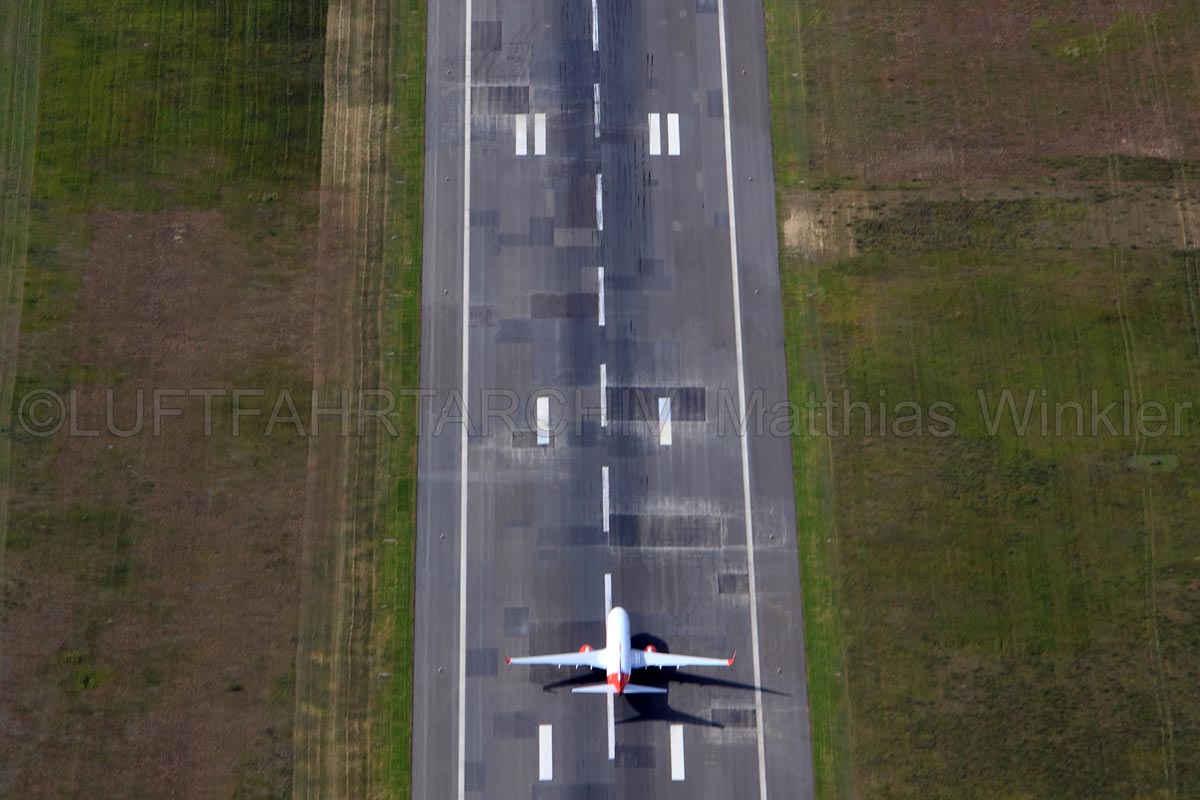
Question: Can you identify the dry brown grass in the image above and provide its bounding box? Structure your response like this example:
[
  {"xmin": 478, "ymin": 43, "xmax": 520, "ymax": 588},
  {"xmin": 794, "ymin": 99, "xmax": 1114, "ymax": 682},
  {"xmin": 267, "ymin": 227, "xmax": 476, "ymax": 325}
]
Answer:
[
  {"xmin": 291, "ymin": 1, "xmax": 396, "ymax": 797},
  {"xmin": 2, "ymin": 206, "xmax": 316, "ymax": 798}
]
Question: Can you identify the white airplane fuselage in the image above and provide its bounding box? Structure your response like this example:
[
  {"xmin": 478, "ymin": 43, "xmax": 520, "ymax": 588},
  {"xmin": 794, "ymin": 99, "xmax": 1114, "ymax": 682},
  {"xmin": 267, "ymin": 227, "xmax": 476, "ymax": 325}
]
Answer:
[{"xmin": 602, "ymin": 607, "xmax": 633, "ymax": 693}]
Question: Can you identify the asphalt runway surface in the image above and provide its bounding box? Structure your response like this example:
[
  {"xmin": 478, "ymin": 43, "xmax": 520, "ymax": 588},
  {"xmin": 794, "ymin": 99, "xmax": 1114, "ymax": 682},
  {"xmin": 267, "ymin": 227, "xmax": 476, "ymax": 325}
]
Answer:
[{"xmin": 413, "ymin": 1, "xmax": 814, "ymax": 797}]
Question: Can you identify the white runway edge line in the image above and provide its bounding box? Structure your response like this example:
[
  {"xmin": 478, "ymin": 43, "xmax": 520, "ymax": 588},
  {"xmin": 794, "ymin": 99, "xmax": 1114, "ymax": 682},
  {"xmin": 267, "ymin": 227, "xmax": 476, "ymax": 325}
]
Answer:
[
  {"xmin": 670, "ymin": 724, "xmax": 686, "ymax": 781},
  {"xmin": 534, "ymin": 113, "xmax": 547, "ymax": 156},
  {"xmin": 667, "ymin": 113, "xmax": 681, "ymax": 156},
  {"xmin": 599, "ymin": 363, "xmax": 608, "ymax": 427},
  {"xmin": 536, "ymin": 396, "xmax": 550, "ymax": 446},
  {"xmin": 595, "ymin": 173, "xmax": 604, "ymax": 231},
  {"xmin": 648, "ymin": 112, "xmax": 661, "ymax": 156},
  {"xmin": 658, "ymin": 396, "xmax": 672, "ymax": 446},
  {"xmin": 597, "ymin": 266, "xmax": 606, "ymax": 327},
  {"xmin": 593, "ymin": 83, "xmax": 601, "ymax": 138},
  {"xmin": 515, "ymin": 113, "xmax": 527, "ymax": 156},
  {"xmin": 538, "ymin": 724, "xmax": 553, "ymax": 781},
  {"xmin": 458, "ymin": 0, "xmax": 473, "ymax": 795},
  {"xmin": 601, "ymin": 466, "xmax": 610, "ymax": 534},
  {"xmin": 716, "ymin": 0, "xmax": 769, "ymax": 796}
]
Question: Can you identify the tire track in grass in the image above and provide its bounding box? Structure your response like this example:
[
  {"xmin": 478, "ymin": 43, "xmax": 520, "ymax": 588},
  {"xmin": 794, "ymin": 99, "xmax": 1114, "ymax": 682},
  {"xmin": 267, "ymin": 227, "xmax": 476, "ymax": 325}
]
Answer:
[
  {"xmin": 293, "ymin": 1, "xmax": 393, "ymax": 797},
  {"xmin": 1139, "ymin": 9, "xmax": 1200, "ymax": 359},
  {"xmin": 1086, "ymin": 9, "xmax": 1178, "ymax": 792}
]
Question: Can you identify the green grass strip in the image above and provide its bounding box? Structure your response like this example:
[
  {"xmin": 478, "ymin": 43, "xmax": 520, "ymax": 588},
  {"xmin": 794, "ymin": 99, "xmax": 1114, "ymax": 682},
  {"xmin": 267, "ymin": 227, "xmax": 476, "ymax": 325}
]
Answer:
[
  {"xmin": 372, "ymin": 0, "xmax": 426, "ymax": 796},
  {"xmin": 0, "ymin": 0, "xmax": 44, "ymax": 582},
  {"xmin": 764, "ymin": 1, "xmax": 852, "ymax": 797}
]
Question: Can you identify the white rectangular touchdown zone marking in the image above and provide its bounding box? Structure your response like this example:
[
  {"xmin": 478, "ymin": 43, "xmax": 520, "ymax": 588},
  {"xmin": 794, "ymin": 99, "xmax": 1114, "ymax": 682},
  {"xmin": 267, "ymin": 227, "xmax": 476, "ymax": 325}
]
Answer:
[
  {"xmin": 648, "ymin": 112, "xmax": 661, "ymax": 156},
  {"xmin": 667, "ymin": 113, "xmax": 681, "ymax": 156},
  {"xmin": 670, "ymin": 724, "xmax": 685, "ymax": 781},
  {"xmin": 515, "ymin": 114, "xmax": 527, "ymax": 156},
  {"xmin": 539, "ymin": 724, "xmax": 553, "ymax": 781},
  {"xmin": 534, "ymin": 113, "xmax": 547, "ymax": 155}
]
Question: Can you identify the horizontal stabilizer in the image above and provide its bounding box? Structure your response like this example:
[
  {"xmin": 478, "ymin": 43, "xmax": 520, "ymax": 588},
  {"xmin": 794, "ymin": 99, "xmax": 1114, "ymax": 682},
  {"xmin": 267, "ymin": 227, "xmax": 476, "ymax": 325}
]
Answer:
[
  {"xmin": 570, "ymin": 683, "xmax": 667, "ymax": 695},
  {"xmin": 571, "ymin": 683, "xmax": 615, "ymax": 694},
  {"xmin": 623, "ymin": 684, "xmax": 667, "ymax": 694}
]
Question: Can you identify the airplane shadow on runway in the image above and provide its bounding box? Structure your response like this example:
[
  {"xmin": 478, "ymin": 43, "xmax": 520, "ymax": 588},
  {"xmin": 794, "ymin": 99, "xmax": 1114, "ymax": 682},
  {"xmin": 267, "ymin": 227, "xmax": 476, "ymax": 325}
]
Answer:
[{"xmin": 537, "ymin": 633, "xmax": 790, "ymax": 729}]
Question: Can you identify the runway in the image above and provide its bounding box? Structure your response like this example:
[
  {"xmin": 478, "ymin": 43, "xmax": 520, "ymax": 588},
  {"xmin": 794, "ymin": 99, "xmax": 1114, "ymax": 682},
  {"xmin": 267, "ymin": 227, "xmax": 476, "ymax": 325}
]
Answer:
[{"xmin": 412, "ymin": 0, "xmax": 814, "ymax": 797}]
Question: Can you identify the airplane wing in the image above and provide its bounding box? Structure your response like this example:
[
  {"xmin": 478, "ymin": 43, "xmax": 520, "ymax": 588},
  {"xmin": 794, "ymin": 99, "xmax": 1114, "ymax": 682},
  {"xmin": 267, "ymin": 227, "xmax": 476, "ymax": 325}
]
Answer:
[
  {"xmin": 506, "ymin": 649, "xmax": 605, "ymax": 669},
  {"xmin": 634, "ymin": 649, "xmax": 735, "ymax": 669}
]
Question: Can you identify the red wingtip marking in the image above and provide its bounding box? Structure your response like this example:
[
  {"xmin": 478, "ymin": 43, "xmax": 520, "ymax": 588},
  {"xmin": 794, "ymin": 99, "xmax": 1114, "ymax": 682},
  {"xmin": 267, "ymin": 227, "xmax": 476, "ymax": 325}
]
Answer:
[
  {"xmin": 728, "ymin": 651, "xmax": 737, "ymax": 666},
  {"xmin": 505, "ymin": 657, "xmax": 512, "ymax": 665}
]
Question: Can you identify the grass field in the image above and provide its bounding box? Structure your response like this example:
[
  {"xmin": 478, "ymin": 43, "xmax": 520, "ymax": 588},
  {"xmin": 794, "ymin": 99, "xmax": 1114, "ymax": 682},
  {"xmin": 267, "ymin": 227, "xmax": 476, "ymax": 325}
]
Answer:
[
  {"xmin": 767, "ymin": 1, "xmax": 1200, "ymax": 797},
  {"xmin": 0, "ymin": 1, "xmax": 427, "ymax": 796},
  {"xmin": 370, "ymin": 0, "xmax": 426, "ymax": 795},
  {"xmin": 0, "ymin": 0, "xmax": 43, "ymax": 588},
  {"xmin": 0, "ymin": 2, "xmax": 329, "ymax": 797}
]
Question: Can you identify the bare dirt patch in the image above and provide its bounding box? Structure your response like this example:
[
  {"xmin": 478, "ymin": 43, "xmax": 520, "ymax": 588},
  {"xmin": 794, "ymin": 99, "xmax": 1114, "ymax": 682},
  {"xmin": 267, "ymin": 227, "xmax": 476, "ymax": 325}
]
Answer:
[
  {"xmin": 1, "ymin": 205, "xmax": 316, "ymax": 798},
  {"xmin": 801, "ymin": 0, "xmax": 1200, "ymax": 186}
]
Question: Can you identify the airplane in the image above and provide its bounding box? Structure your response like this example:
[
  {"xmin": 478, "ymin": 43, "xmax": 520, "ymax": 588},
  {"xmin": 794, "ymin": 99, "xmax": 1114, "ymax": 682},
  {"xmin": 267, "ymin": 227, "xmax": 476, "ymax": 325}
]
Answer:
[{"xmin": 505, "ymin": 603, "xmax": 735, "ymax": 759}]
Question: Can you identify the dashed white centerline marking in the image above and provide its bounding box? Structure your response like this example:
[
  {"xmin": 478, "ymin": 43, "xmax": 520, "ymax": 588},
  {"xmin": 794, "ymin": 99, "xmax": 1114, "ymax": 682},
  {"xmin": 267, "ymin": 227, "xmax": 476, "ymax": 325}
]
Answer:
[
  {"xmin": 591, "ymin": 0, "xmax": 599, "ymax": 51},
  {"xmin": 670, "ymin": 724, "xmax": 685, "ymax": 781},
  {"xmin": 648, "ymin": 112, "xmax": 661, "ymax": 156},
  {"xmin": 539, "ymin": 724, "xmax": 553, "ymax": 781},
  {"xmin": 534, "ymin": 113, "xmax": 546, "ymax": 156},
  {"xmin": 515, "ymin": 114, "xmax": 527, "ymax": 156},
  {"xmin": 667, "ymin": 113, "xmax": 681, "ymax": 156},
  {"xmin": 593, "ymin": 83, "xmax": 601, "ymax": 138},
  {"xmin": 601, "ymin": 466, "xmax": 610, "ymax": 533},
  {"xmin": 599, "ymin": 363, "xmax": 607, "ymax": 428},
  {"xmin": 597, "ymin": 266, "xmax": 606, "ymax": 327},
  {"xmin": 595, "ymin": 173, "xmax": 604, "ymax": 231},
  {"xmin": 658, "ymin": 396, "xmax": 672, "ymax": 446},
  {"xmin": 604, "ymin": 572, "xmax": 612, "ymax": 615},
  {"xmin": 536, "ymin": 396, "xmax": 550, "ymax": 446},
  {"xmin": 606, "ymin": 693, "xmax": 616, "ymax": 760},
  {"xmin": 717, "ymin": 0, "xmax": 769, "ymax": 795}
]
